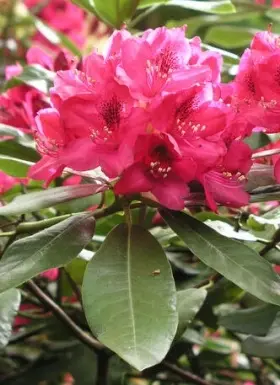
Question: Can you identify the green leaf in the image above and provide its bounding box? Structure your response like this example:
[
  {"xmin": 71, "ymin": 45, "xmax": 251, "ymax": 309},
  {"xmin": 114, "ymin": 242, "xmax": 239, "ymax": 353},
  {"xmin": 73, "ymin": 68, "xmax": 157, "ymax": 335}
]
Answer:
[
  {"xmin": 0, "ymin": 140, "xmax": 39, "ymax": 163},
  {"xmin": 138, "ymin": 0, "xmax": 236, "ymax": 13},
  {"xmin": 0, "ymin": 184, "xmax": 106, "ymax": 216},
  {"xmin": 72, "ymin": 0, "xmax": 96, "ymax": 13},
  {"xmin": 0, "ymin": 157, "xmax": 32, "ymax": 177},
  {"xmin": 138, "ymin": 0, "xmax": 168, "ymax": 8},
  {"xmin": 82, "ymin": 223, "xmax": 178, "ymax": 370},
  {"xmin": 176, "ymin": 288, "xmax": 207, "ymax": 338},
  {"xmin": 169, "ymin": 0, "xmax": 236, "ymax": 14},
  {"xmin": 0, "ymin": 124, "xmax": 34, "ymax": 148},
  {"xmin": 161, "ymin": 210, "xmax": 280, "ymax": 306},
  {"xmin": 266, "ymin": 8, "xmax": 280, "ymax": 22},
  {"xmin": 219, "ymin": 304, "xmax": 278, "ymax": 336},
  {"xmin": 0, "ymin": 213, "xmax": 95, "ymax": 294},
  {"xmin": 33, "ymin": 18, "xmax": 82, "ymax": 58},
  {"xmin": 205, "ymin": 25, "xmax": 255, "ymax": 49},
  {"xmin": 0, "ymin": 289, "xmax": 21, "ymax": 349},
  {"xmin": 242, "ymin": 312, "xmax": 280, "ymax": 357},
  {"xmin": 93, "ymin": 0, "xmax": 140, "ymax": 28},
  {"xmin": 4, "ymin": 65, "xmax": 54, "ymax": 94}
]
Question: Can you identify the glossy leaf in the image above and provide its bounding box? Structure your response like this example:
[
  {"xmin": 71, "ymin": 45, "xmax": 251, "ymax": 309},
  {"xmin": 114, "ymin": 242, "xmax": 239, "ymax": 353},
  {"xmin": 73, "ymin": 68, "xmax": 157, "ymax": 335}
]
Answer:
[
  {"xmin": 138, "ymin": 0, "xmax": 168, "ymax": 7},
  {"xmin": 82, "ymin": 223, "xmax": 178, "ymax": 370},
  {"xmin": 242, "ymin": 312, "xmax": 280, "ymax": 357},
  {"xmin": 4, "ymin": 65, "xmax": 54, "ymax": 94},
  {"xmin": 0, "ymin": 289, "xmax": 21, "ymax": 349},
  {"xmin": 219, "ymin": 304, "xmax": 278, "ymax": 336},
  {"xmin": 0, "ymin": 184, "xmax": 107, "ymax": 216},
  {"xmin": 176, "ymin": 288, "xmax": 207, "ymax": 338},
  {"xmin": 0, "ymin": 140, "xmax": 39, "ymax": 162},
  {"xmin": 0, "ymin": 213, "xmax": 95, "ymax": 294},
  {"xmin": 94, "ymin": 0, "xmax": 140, "ymax": 28},
  {"xmin": 0, "ymin": 124, "xmax": 34, "ymax": 148},
  {"xmin": 161, "ymin": 210, "xmax": 280, "ymax": 306},
  {"xmin": 205, "ymin": 25, "xmax": 255, "ymax": 48}
]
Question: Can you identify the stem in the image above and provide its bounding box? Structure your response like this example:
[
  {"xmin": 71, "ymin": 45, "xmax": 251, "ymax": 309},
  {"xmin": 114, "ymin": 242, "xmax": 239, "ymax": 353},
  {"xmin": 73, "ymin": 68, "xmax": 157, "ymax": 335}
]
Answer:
[
  {"xmin": 195, "ymin": 272, "xmax": 222, "ymax": 289},
  {"xmin": 95, "ymin": 352, "xmax": 110, "ymax": 385},
  {"xmin": 63, "ymin": 267, "xmax": 82, "ymax": 303},
  {"xmin": 260, "ymin": 227, "xmax": 280, "ymax": 256},
  {"xmin": 25, "ymin": 280, "xmax": 104, "ymax": 352},
  {"xmin": 163, "ymin": 361, "xmax": 213, "ymax": 385}
]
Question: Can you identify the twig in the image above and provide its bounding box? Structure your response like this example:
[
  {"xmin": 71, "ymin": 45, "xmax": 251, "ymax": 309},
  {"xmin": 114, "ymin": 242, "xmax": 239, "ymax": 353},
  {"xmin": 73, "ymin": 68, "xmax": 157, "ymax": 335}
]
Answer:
[
  {"xmin": 195, "ymin": 273, "xmax": 222, "ymax": 289},
  {"xmin": 260, "ymin": 227, "xmax": 280, "ymax": 256},
  {"xmin": 129, "ymin": 4, "xmax": 161, "ymax": 28},
  {"xmin": 163, "ymin": 361, "xmax": 213, "ymax": 385},
  {"xmin": 95, "ymin": 352, "xmax": 110, "ymax": 385},
  {"xmin": 25, "ymin": 280, "xmax": 104, "ymax": 352},
  {"xmin": 63, "ymin": 267, "xmax": 82, "ymax": 303}
]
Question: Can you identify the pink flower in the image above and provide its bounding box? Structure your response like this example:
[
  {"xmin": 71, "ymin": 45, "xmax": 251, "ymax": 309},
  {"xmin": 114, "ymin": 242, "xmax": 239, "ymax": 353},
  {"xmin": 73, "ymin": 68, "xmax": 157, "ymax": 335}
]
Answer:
[
  {"xmin": 116, "ymin": 26, "xmax": 211, "ymax": 100},
  {"xmin": 0, "ymin": 171, "xmax": 20, "ymax": 194},
  {"xmin": 40, "ymin": 268, "xmax": 59, "ymax": 281},
  {"xmin": 115, "ymin": 132, "xmax": 196, "ymax": 210}
]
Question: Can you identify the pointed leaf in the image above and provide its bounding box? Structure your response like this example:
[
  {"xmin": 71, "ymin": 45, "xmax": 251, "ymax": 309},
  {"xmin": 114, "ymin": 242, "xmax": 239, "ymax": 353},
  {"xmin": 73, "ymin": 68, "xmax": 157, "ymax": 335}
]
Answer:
[
  {"xmin": 82, "ymin": 223, "xmax": 178, "ymax": 370},
  {"xmin": 0, "ymin": 213, "xmax": 95, "ymax": 293},
  {"xmin": 0, "ymin": 184, "xmax": 107, "ymax": 216},
  {"xmin": 170, "ymin": 0, "xmax": 236, "ymax": 14},
  {"xmin": 176, "ymin": 288, "xmax": 207, "ymax": 338},
  {"xmin": 161, "ymin": 210, "xmax": 280, "ymax": 306},
  {"xmin": 0, "ymin": 289, "xmax": 21, "ymax": 348}
]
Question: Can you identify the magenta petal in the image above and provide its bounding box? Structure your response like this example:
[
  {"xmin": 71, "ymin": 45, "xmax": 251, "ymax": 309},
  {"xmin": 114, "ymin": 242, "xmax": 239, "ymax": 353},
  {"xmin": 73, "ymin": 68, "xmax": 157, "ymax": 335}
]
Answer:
[
  {"xmin": 274, "ymin": 159, "xmax": 280, "ymax": 183},
  {"xmin": 152, "ymin": 179, "xmax": 189, "ymax": 210},
  {"xmin": 28, "ymin": 156, "xmax": 65, "ymax": 186},
  {"xmin": 114, "ymin": 163, "xmax": 153, "ymax": 195}
]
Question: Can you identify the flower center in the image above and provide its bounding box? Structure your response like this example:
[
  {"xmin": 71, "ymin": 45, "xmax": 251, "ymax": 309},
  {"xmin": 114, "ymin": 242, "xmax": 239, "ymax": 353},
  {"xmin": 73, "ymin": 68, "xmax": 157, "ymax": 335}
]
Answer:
[
  {"xmin": 146, "ymin": 47, "xmax": 178, "ymax": 81},
  {"xmin": 147, "ymin": 145, "xmax": 172, "ymax": 179}
]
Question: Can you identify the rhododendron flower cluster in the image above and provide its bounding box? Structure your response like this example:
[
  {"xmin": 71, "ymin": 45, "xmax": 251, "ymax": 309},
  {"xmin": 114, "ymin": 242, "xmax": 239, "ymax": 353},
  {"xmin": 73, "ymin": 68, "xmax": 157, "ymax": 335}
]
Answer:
[{"xmin": 29, "ymin": 26, "xmax": 254, "ymax": 211}]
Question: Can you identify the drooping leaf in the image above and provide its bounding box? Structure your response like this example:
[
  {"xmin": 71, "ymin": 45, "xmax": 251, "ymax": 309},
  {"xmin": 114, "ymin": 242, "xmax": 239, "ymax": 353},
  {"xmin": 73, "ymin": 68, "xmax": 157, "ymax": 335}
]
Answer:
[
  {"xmin": 176, "ymin": 288, "xmax": 207, "ymax": 338},
  {"xmin": 0, "ymin": 213, "xmax": 95, "ymax": 293},
  {"xmin": 0, "ymin": 184, "xmax": 107, "ymax": 216},
  {"xmin": 242, "ymin": 312, "xmax": 280, "ymax": 357},
  {"xmin": 94, "ymin": 0, "xmax": 140, "ymax": 28},
  {"xmin": 4, "ymin": 65, "xmax": 54, "ymax": 94},
  {"xmin": 219, "ymin": 304, "xmax": 279, "ymax": 336},
  {"xmin": 0, "ymin": 289, "xmax": 21, "ymax": 349},
  {"xmin": 0, "ymin": 140, "xmax": 39, "ymax": 163},
  {"xmin": 161, "ymin": 210, "xmax": 280, "ymax": 306},
  {"xmin": 82, "ymin": 223, "xmax": 178, "ymax": 370}
]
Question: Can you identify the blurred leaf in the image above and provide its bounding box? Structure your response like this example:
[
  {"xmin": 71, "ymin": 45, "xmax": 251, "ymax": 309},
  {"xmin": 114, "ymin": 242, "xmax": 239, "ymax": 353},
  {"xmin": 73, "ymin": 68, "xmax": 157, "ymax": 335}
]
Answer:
[
  {"xmin": 0, "ymin": 289, "xmax": 21, "ymax": 349},
  {"xmin": 0, "ymin": 157, "xmax": 32, "ymax": 177},
  {"xmin": 72, "ymin": 0, "xmax": 96, "ymax": 13},
  {"xmin": 94, "ymin": 0, "xmax": 140, "ymax": 28},
  {"xmin": 0, "ymin": 140, "xmax": 39, "ymax": 163},
  {"xmin": 205, "ymin": 25, "xmax": 255, "ymax": 48},
  {"xmin": 266, "ymin": 8, "xmax": 280, "ymax": 22},
  {"xmin": 82, "ymin": 223, "xmax": 178, "ymax": 370},
  {"xmin": 219, "ymin": 304, "xmax": 278, "ymax": 336},
  {"xmin": 204, "ymin": 220, "xmax": 257, "ymax": 241},
  {"xmin": 246, "ymin": 164, "xmax": 275, "ymax": 192},
  {"xmin": 0, "ymin": 184, "xmax": 107, "ymax": 216},
  {"xmin": 242, "ymin": 312, "xmax": 280, "ymax": 357},
  {"xmin": 0, "ymin": 213, "xmax": 95, "ymax": 294},
  {"xmin": 33, "ymin": 18, "xmax": 82, "ymax": 57},
  {"xmin": 161, "ymin": 210, "xmax": 280, "ymax": 306},
  {"xmin": 138, "ymin": 0, "xmax": 236, "ymax": 13},
  {"xmin": 4, "ymin": 65, "xmax": 54, "ymax": 94},
  {"xmin": 169, "ymin": 0, "xmax": 236, "ymax": 14},
  {"xmin": 0, "ymin": 124, "xmax": 34, "ymax": 148},
  {"xmin": 176, "ymin": 288, "xmax": 207, "ymax": 338}
]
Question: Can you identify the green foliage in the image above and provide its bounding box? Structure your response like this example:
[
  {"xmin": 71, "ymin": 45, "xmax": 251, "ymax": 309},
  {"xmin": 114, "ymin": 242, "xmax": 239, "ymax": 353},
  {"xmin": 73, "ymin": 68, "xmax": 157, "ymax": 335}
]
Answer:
[
  {"xmin": 0, "ymin": 289, "xmax": 21, "ymax": 349},
  {"xmin": 83, "ymin": 223, "xmax": 178, "ymax": 370},
  {"xmin": 0, "ymin": 214, "xmax": 95, "ymax": 293}
]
